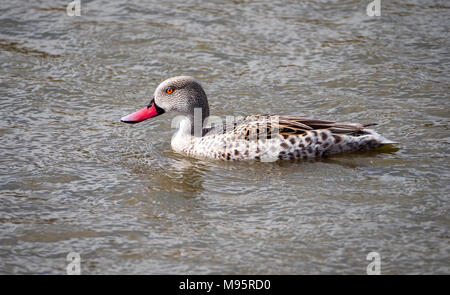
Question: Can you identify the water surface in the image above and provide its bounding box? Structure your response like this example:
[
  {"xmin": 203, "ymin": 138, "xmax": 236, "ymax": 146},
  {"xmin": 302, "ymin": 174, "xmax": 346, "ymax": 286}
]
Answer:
[{"xmin": 0, "ymin": 0, "xmax": 449, "ymax": 274}]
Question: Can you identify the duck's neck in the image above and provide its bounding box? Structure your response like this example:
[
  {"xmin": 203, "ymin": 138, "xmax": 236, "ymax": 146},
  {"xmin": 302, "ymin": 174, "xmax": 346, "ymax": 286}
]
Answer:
[
  {"xmin": 187, "ymin": 105, "xmax": 209, "ymax": 137},
  {"xmin": 172, "ymin": 105, "xmax": 210, "ymax": 145}
]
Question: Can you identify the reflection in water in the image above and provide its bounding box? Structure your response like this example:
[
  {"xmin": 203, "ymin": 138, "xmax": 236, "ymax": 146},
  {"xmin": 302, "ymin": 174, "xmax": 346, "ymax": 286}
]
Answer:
[{"xmin": 147, "ymin": 155, "xmax": 208, "ymax": 195}]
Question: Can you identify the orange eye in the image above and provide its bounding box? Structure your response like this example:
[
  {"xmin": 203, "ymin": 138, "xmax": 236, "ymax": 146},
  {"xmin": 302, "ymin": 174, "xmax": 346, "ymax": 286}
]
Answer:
[{"xmin": 166, "ymin": 88, "xmax": 173, "ymax": 94}]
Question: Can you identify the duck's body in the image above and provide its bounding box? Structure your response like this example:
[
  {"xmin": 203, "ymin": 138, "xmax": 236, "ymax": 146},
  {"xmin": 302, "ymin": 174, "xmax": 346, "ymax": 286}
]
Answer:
[
  {"xmin": 170, "ymin": 114, "xmax": 393, "ymax": 161},
  {"xmin": 121, "ymin": 76, "xmax": 395, "ymax": 161}
]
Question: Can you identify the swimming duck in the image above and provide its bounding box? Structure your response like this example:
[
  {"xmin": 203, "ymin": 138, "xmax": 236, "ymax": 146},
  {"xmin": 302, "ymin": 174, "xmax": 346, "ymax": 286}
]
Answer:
[{"xmin": 121, "ymin": 76, "xmax": 395, "ymax": 161}]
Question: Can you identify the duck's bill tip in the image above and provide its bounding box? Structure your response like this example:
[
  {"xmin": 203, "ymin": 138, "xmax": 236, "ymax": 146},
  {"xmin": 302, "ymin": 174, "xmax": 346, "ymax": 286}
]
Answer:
[
  {"xmin": 120, "ymin": 104, "xmax": 162, "ymax": 124},
  {"xmin": 120, "ymin": 118, "xmax": 139, "ymax": 124}
]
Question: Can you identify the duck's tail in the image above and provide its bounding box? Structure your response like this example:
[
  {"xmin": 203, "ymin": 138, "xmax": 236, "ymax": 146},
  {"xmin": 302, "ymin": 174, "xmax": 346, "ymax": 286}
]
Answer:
[
  {"xmin": 362, "ymin": 129, "xmax": 398, "ymax": 145},
  {"xmin": 375, "ymin": 135, "xmax": 398, "ymax": 145},
  {"xmin": 380, "ymin": 139, "xmax": 398, "ymax": 145}
]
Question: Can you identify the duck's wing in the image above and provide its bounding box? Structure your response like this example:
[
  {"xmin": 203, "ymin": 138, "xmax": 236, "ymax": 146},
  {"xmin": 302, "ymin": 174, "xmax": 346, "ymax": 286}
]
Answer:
[
  {"xmin": 204, "ymin": 114, "xmax": 376, "ymax": 138},
  {"xmin": 277, "ymin": 115, "xmax": 376, "ymax": 136},
  {"xmin": 204, "ymin": 114, "xmax": 277, "ymax": 139}
]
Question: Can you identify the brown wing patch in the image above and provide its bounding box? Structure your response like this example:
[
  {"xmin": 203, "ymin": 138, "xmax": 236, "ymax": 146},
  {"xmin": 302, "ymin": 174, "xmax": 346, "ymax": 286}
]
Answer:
[
  {"xmin": 235, "ymin": 116, "xmax": 279, "ymax": 141},
  {"xmin": 277, "ymin": 115, "xmax": 375, "ymax": 137},
  {"xmin": 219, "ymin": 114, "xmax": 375, "ymax": 140}
]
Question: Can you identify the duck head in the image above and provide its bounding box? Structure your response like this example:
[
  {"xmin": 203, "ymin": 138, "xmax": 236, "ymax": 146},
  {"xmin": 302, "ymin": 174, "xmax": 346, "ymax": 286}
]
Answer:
[{"xmin": 120, "ymin": 76, "xmax": 210, "ymax": 125}]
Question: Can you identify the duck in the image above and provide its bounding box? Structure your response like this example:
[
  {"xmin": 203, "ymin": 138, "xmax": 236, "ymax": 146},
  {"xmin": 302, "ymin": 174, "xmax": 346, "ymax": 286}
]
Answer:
[{"xmin": 121, "ymin": 76, "xmax": 396, "ymax": 161}]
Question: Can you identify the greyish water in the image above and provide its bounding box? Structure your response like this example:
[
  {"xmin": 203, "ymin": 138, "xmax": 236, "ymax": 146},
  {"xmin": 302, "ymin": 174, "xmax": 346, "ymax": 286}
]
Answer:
[{"xmin": 0, "ymin": 0, "xmax": 449, "ymax": 274}]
